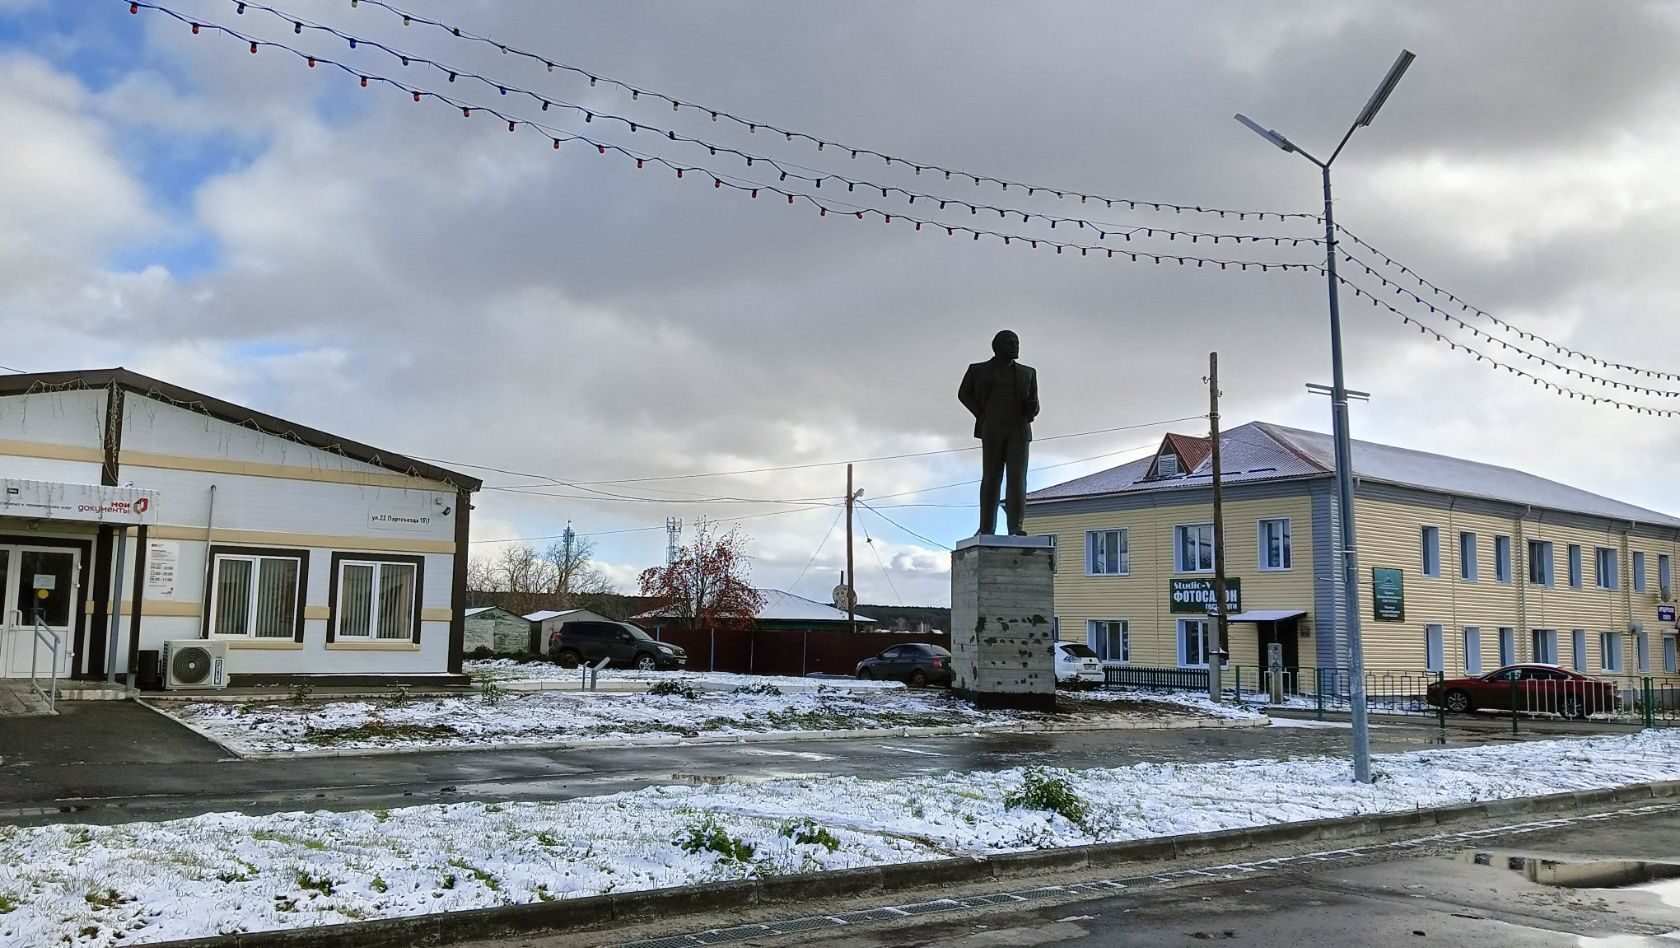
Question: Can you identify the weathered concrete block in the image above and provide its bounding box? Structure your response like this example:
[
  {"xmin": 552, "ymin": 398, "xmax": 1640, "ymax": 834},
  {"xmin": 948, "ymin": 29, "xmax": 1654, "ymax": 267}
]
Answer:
[{"xmin": 950, "ymin": 535, "xmax": 1055, "ymax": 711}]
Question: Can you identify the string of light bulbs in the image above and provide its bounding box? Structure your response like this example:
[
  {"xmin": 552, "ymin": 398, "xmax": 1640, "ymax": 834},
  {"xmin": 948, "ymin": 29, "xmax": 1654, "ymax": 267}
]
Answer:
[
  {"xmin": 126, "ymin": 2, "xmax": 1325, "ymax": 270},
  {"xmin": 329, "ymin": 0, "xmax": 1322, "ymax": 224},
  {"xmin": 196, "ymin": 0, "xmax": 1324, "ymax": 248},
  {"xmin": 1336, "ymin": 230, "xmax": 1680, "ymax": 383},
  {"xmin": 1345, "ymin": 280, "xmax": 1680, "ymax": 417}
]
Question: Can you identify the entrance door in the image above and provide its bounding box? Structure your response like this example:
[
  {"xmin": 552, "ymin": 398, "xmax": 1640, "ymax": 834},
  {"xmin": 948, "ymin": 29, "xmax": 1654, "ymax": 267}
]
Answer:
[
  {"xmin": 1259, "ymin": 619, "xmax": 1302, "ymax": 693},
  {"xmin": 0, "ymin": 545, "xmax": 81, "ymax": 678}
]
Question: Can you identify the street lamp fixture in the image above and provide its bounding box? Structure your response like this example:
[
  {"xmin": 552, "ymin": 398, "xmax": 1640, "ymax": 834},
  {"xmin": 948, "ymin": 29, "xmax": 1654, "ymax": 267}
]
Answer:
[{"xmin": 1235, "ymin": 49, "xmax": 1416, "ymax": 785}]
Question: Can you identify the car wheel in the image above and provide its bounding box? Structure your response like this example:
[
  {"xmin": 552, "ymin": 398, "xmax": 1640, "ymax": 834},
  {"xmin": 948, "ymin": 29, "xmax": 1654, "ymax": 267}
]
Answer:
[
  {"xmin": 555, "ymin": 649, "xmax": 581, "ymax": 669},
  {"xmin": 858, "ymin": 668, "xmax": 874, "ymax": 680},
  {"xmin": 635, "ymin": 653, "xmax": 659, "ymax": 671},
  {"xmin": 909, "ymin": 669, "xmax": 928, "ymax": 687},
  {"xmin": 1560, "ymin": 695, "xmax": 1586, "ymax": 720},
  {"xmin": 1444, "ymin": 689, "xmax": 1473, "ymax": 714}
]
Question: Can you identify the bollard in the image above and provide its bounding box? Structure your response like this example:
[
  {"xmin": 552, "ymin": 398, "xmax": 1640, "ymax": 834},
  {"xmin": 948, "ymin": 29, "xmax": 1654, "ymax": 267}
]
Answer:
[{"xmin": 1510, "ymin": 675, "xmax": 1519, "ymax": 736}]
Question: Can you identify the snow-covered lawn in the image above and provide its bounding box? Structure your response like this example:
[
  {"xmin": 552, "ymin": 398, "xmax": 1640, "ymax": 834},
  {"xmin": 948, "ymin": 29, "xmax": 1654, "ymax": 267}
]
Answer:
[
  {"xmin": 1076, "ymin": 687, "xmax": 1267, "ymax": 720},
  {"xmin": 5, "ymin": 730, "xmax": 1679, "ymax": 946},
  {"xmin": 465, "ymin": 658, "xmax": 907, "ymax": 692},
  {"xmin": 163, "ymin": 683, "xmax": 1233, "ymax": 756}
]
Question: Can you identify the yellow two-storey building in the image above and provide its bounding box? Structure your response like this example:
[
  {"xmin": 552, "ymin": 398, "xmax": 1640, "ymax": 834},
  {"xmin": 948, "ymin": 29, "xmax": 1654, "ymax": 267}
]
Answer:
[{"xmin": 1025, "ymin": 422, "xmax": 1680, "ymax": 683}]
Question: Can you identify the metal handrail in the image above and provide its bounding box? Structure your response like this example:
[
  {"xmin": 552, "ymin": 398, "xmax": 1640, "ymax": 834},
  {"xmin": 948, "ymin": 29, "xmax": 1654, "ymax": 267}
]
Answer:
[{"xmin": 28, "ymin": 615, "xmax": 60, "ymax": 711}]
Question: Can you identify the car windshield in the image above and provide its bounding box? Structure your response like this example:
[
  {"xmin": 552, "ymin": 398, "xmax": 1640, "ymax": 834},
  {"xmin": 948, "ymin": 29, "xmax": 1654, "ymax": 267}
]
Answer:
[{"xmin": 1061, "ymin": 643, "xmax": 1099, "ymax": 659}]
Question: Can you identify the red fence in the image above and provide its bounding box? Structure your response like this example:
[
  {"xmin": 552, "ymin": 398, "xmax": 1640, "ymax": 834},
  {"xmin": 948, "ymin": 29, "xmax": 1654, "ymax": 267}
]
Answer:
[{"xmin": 647, "ymin": 626, "xmax": 951, "ymax": 677}]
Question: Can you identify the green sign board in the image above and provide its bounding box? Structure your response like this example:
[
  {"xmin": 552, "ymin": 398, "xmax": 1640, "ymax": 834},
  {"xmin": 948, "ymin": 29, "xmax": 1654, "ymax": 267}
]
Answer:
[
  {"xmin": 1169, "ymin": 578, "xmax": 1242, "ymax": 615},
  {"xmin": 1371, "ymin": 567, "xmax": 1405, "ymax": 621}
]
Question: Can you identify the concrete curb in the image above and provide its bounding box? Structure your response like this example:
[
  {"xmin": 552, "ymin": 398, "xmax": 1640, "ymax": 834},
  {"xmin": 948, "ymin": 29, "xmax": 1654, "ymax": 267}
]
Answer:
[
  {"xmin": 142, "ymin": 778, "xmax": 1680, "ymax": 948},
  {"xmin": 145, "ymin": 710, "xmax": 1267, "ymax": 760}
]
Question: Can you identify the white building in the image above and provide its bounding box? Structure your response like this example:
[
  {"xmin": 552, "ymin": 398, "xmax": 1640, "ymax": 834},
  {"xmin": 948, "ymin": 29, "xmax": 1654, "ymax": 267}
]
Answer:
[{"xmin": 0, "ymin": 368, "xmax": 481, "ymax": 687}]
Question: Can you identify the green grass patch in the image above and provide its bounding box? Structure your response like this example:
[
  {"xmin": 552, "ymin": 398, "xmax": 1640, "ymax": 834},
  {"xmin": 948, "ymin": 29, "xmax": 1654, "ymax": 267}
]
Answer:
[
  {"xmin": 780, "ymin": 819, "xmax": 841, "ymax": 852},
  {"xmin": 676, "ymin": 815, "xmax": 756, "ymax": 863},
  {"xmin": 1004, "ymin": 767, "xmax": 1089, "ymax": 829}
]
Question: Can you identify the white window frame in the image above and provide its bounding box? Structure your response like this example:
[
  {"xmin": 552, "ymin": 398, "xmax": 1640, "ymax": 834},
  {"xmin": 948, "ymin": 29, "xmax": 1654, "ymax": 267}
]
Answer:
[
  {"xmin": 1498, "ymin": 627, "xmax": 1515, "ymax": 666},
  {"xmin": 1177, "ymin": 617, "xmax": 1217, "ymax": 668},
  {"xmin": 1085, "ymin": 529, "xmax": 1129, "ymax": 576},
  {"xmin": 1463, "ymin": 627, "xmax": 1482, "ymax": 675},
  {"xmin": 1424, "ymin": 624, "xmax": 1444, "ymax": 674},
  {"xmin": 1528, "ymin": 540, "xmax": 1554, "ymax": 587},
  {"xmin": 1258, "ymin": 518, "xmax": 1292, "ymax": 571},
  {"xmin": 1086, "ymin": 619, "xmax": 1129, "ymax": 664},
  {"xmin": 1459, "ymin": 532, "xmax": 1478, "ymax": 582},
  {"xmin": 1567, "ymin": 544, "xmax": 1583, "ymax": 589},
  {"xmin": 1421, "ymin": 526, "xmax": 1441, "ymax": 578},
  {"xmin": 1156, "ymin": 453, "xmax": 1180, "ymax": 477},
  {"xmin": 1495, "ymin": 535, "xmax": 1512, "ymax": 584},
  {"xmin": 207, "ymin": 551, "xmax": 303, "ymax": 639},
  {"xmin": 1601, "ymin": 630, "xmax": 1623, "ymax": 672},
  {"xmin": 1174, "ymin": 523, "xmax": 1216, "ymax": 574},
  {"xmin": 1531, "ymin": 628, "xmax": 1558, "ymax": 666},
  {"xmin": 1661, "ymin": 554, "xmax": 1673, "ymax": 596},
  {"xmin": 1634, "ymin": 552, "xmax": 1647, "ymax": 593},
  {"xmin": 334, "ymin": 558, "xmax": 421, "ymax": 640},
  {"xmin": 1572, "ymin": 629, "xmax": 1588, "ymax": 671},
  {"xmin": 1596, "ymin": 547, "xmax": 1619, "ymax": 590}
]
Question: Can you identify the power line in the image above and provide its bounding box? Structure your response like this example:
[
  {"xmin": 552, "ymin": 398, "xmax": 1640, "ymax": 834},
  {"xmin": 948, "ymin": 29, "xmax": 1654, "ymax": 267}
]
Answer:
[
  {"xmin": 208, "ymin": 0, "xmax": 1322, "ymax": 250},
  {"xmin": 789, "ymin": 507, "xmax": 845, "ymax": 592},
  {"xmin": 468, "ymin": 502, "xmax": 831, "ymax": 545},
  {"xmin": 861, "ymin": 514, "xmax": 905, "ymax": 608},
  {"xmin": 859, "ymin": 500, "xmax": 951, "ymax": 551},
  {"xmin": 128, "ymin": 3, "xmax": 1325, "ymax": 270},
  {"xmin": 335, "ymin": 0, "xmax": 1322, "ymax": 223}
]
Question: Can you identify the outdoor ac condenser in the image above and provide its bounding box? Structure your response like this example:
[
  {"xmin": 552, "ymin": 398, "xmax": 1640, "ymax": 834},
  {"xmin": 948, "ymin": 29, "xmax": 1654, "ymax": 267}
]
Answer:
[{"xmin": 163, "ymin": 639, "xmax": 228, "ymax": 690}]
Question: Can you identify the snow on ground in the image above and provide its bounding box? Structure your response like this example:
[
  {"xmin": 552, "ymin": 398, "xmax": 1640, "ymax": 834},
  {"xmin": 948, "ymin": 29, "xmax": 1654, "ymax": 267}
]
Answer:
[
  {"xmin": 5, "ymin": 730, "xmax": 1680, "ymax": 946},
  {"xmin": 168, "ymin": 687, "xmax": 1041, "ymax": 755},
  {"xmin": 465, "ymin": 659, "xmax": 906, "ymax": 691},
  {"xmin": 1075, "ymin": 687, "xmax": 1267, "ymax": 720}
]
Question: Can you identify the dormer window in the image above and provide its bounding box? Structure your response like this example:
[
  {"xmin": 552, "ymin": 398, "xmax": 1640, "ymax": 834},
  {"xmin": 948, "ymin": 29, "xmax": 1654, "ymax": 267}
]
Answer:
[{"xmin": 1156, "ymin": 453, "xmax": 1180, "ymax": 477}]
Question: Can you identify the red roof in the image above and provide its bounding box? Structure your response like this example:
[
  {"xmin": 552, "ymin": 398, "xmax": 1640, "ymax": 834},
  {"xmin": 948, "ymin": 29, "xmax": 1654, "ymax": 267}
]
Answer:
[{"xmin": 1163, "ymin": 432, "xmax": 1212, "ymax": 472}]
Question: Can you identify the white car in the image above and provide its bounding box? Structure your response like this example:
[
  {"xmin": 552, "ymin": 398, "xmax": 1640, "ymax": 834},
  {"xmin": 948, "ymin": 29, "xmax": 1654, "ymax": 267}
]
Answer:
[{"xmin": 1055, "ymin": 642, "xmax": 1105, "ymax": 686}]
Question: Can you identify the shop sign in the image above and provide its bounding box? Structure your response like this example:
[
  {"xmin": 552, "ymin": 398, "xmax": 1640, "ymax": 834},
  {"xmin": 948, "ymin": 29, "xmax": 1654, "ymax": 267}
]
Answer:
[
  {"xmin": 1169, "ymin": 578, "xmax": 1241, "ymax": 614},
  {"xmin": 1372, "ymin": 567, "xmax": 1405, "ymax": 621},
  {"xmin": 1658, "ymin": 604, "xmax": 1676, "ymax": 624},
  {"xmin": 0, "ymin": 478, "xmax": 159, "ymax": 525}
]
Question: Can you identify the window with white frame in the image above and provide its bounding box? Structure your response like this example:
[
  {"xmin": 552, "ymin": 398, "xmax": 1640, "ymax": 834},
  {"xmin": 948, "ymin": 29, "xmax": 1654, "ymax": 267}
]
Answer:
[
  {"xmin": 1662, "ymin": 554, "xmax": 1673, "ymax": 596},
  {"xmin": 1178, "ymin": 618, "xmax": 1215, "ymax": 667},
  {"xmin": 1086, "ymin": 529, "xmax": 1129, "ymax": 576},
  {"xmin": 1572, "ymin": 629, "xmax": 1588, "ymax": 671},
  {"xmin": 1498, "ymin": 627, "xmax": 1515, "ymax": 666},
  {"xmin": 1463, "ymin": 627, "xmax": 1482, "ymax": 675},
  {"xmin": 1421, "ymin": 526, "xmax": 1441, "ymax": 577},
  {"xmin": 1665, "ymin": 635, "xmax": 1678, "ymax": 674},
  {"xmin": 1495, "ymin": 536, "xmax": 1512, "ymax": 583},
  {"xmin": 1258, "ymin": 518, "xmax": 1292, "ymax": 571},
  {"xmin": 1568, "ymin": 544, "xmax": 1583, "ymax": 589},
  {"xmin": 209, "ymin": 549, "xmax": 303, "ymax": 639},
  {"xmin": 1459, "ymin": 532, "xmax": 1478, "ymax": 582},
  {"xmin": 1637, "ymin": 631, "xmax": 1651, "ymax": 673},
  {"xmin": 1634, "ymin": 552, "xmax": 1647, "ymax": 592},
  {"xmin": 1601, "ymin": 630, "xmax": 1623, "ymax": 672},
  {"xmin": 333, "ymin": 557, "xmax": 421, "ymax": 641},
  {"xmin": 1175, "ymin": 523, "xmax": 1215, "ymax": 573},
  {"xmin": 1086, "ymin": 619, "xmax": 1129, "ymax": 663},
  {"xmin": 1424, "ymin": 624, "xmax": 1444, "ymax": 673},
  {"xmin": 1531, "ymin": 629, "xmax": 1558, "ymax": 665},
  {"xmin": 1156, "ymin": 453, "xmax": 1180, "ymax": 477},
  {"xmin": 1596, "ymin": 547, "xmax": 1619, "ymax": 590},
  {"xmin": 1528, "ymin": 540, "xmax": 1553, "ymax": 587}
]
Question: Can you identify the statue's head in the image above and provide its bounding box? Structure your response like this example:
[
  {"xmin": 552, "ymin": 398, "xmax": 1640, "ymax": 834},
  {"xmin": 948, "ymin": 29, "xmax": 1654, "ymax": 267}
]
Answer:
[{"xmin": 991, "ymin": 330, "xmax": 1020, "ymax": 360}]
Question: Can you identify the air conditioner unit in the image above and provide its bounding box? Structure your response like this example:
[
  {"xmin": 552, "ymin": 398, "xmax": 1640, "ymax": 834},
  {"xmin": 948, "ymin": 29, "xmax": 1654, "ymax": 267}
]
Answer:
[{"xmin": 163, "ymin": 639, "xmax": 228, "ymax": 690}]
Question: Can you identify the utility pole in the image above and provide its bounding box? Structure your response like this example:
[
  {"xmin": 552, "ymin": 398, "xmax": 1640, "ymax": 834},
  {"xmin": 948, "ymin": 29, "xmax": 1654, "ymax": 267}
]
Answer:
[
  {"xmin": 560, "ymin": 521, "xmax": 575, "ymax": 603},
  {"xmin": 846, "ymin": 463, "xmax": 857, "ymax": 634},
  {"xmin": 1207, "ymin": 352, "xmax": 1229, "ymax": 702}
]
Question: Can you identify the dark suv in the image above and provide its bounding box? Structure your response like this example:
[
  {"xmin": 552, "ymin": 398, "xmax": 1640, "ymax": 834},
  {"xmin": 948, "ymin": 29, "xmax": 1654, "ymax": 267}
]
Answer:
[{"xmin": 547, "ymin": 621, "xmax": 687, "ymax": 671}]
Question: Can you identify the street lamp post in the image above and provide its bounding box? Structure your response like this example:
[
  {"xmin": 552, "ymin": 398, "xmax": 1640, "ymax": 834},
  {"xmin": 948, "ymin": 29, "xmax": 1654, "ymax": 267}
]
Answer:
[{"xmin": 1235, "ymin": 49, "xmax": 1414, "ymax": 785}]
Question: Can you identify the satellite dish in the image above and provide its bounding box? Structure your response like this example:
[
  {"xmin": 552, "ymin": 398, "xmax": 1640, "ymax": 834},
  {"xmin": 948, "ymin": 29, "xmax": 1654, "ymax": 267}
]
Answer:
[{"xmin": 832, "ymin": 584, "xmax": 856, "ymax": 610}]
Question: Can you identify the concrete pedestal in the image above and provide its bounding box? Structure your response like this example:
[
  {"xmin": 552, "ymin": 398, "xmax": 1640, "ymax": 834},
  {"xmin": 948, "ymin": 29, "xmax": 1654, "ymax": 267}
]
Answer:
[{"xmin": 950, "ymin": 534, "xmax": 1057, "ymax": 711}]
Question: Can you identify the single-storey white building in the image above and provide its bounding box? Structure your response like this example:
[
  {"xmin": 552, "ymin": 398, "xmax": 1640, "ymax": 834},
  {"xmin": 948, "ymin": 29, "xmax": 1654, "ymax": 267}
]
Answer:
[{"xmin": 0, "ymin": 368, "xmax": 481, "ymax": 687}]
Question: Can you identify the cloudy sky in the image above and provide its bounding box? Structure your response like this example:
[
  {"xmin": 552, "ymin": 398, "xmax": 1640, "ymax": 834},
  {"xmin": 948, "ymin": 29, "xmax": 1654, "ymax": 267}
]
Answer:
[{"xmin": 4, "ymin": 0, "xmax": 1679, "ymax": 607}]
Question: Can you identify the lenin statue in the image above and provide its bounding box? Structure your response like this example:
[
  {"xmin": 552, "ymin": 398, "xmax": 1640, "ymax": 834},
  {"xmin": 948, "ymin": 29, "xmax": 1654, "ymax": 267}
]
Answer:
[{"xmin": 958, "ymin": 330, "xmax": 1039, "ymax": 536}]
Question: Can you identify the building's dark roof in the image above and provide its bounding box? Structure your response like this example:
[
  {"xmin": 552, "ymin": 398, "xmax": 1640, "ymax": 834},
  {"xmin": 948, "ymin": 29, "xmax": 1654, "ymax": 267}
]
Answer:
[
  {"xmin": 1030, "ymin": 420, "xmax": 1680, "ymax": 528},
  {"xmin": 0, "ymin": 368, "xmax": 480, "ymax": 490}
]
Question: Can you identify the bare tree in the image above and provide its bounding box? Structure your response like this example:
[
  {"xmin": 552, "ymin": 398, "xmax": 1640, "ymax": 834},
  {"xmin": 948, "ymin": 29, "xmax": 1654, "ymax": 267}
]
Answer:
[
  {"xmin": 467, "ymin": 543, "xmax": 557, "ymax": 618},
  {"xmin": 541, "ymin": 534, "xmax": 617, "ymax": 607}
]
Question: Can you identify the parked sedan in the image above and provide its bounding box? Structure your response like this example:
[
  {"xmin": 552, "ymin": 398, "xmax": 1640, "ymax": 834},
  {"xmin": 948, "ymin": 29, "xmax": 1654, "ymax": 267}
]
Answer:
[
  {"xmin": 1055, "ymin": 642, "xmax": 1105, "ymax": 687},
  {"xmin": 1426, "ymin": 663, "xmax": 1617, "ymax": 719},
  {"xmin": 856, "ymin": 643, "xmax": 953, "ymax": 687},
  {"xmin": 547, "ymin": 620, "xmax": 687, "ymax": 671}
]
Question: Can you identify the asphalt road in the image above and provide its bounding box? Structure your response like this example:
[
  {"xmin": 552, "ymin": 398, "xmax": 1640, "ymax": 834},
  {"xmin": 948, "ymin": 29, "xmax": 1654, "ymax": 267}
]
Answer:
[
  {"xmin": 530, "ymin": 803, "xmax": 1680, "ymax": 948},
  {"xmin": 0, "ymin": 700, "xmax": 1635, "ymax": 827}
]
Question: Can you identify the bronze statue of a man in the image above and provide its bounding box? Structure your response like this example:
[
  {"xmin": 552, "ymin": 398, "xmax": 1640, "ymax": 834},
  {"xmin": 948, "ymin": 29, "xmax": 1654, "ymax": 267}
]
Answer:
[{"xmin": 958, "ymin": 330, "xmax": 1039, "ymax": 536}]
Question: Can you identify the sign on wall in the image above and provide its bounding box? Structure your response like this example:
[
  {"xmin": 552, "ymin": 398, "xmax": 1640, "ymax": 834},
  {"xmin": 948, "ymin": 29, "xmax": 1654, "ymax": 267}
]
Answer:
[
  {"xmin": 1371, "ymin": 567, "xmax": 1405, "ymax": 622},
  {"xmin": 368, "ymin": 508, "xmax": 435, "ymax": 532},
  {"xmin": 145, "ymin": 540, "xmax": 181, "ymax": 599},
  {"xmin": 0, "ymin": 478, "xmax": 159, "ymax": 525},
  {"xmin": 1658, "ymin": 604, "xmax": 1676, "ymax": 625},
  {"xmin": 1169, "ymin": 578, "xmax": 1242, "ymax": 614}
]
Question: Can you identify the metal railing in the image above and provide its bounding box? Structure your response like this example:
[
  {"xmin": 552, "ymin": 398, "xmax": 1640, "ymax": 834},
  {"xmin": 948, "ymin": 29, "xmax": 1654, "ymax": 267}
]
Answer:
[
  {"xmin": 1102, "ymin": 665, "xmax": 1209, "ymax": 691},
  {"xmin": 29, "ymin": 616, "xmax": 60, "ymax": 712}
]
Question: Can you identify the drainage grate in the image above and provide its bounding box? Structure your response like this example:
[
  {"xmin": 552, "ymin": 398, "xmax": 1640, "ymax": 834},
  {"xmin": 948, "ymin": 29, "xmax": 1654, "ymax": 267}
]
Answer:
[{"xmin": 616, "ymin": 801, "xmax": 1680, "ymax": 948}]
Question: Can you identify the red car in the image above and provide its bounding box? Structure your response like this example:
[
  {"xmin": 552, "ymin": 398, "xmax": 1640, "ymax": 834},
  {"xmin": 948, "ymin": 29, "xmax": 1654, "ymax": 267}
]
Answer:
[{"xmin": 1426, "ymin": 664, "xmax": 1618, "ymax": 719}]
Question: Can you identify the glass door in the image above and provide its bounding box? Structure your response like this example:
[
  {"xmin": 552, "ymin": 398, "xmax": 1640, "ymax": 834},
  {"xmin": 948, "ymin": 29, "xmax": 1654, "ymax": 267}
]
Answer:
[{"xmin": 1, "ymin": 545, "xmax": 79, "ymax": 678}]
